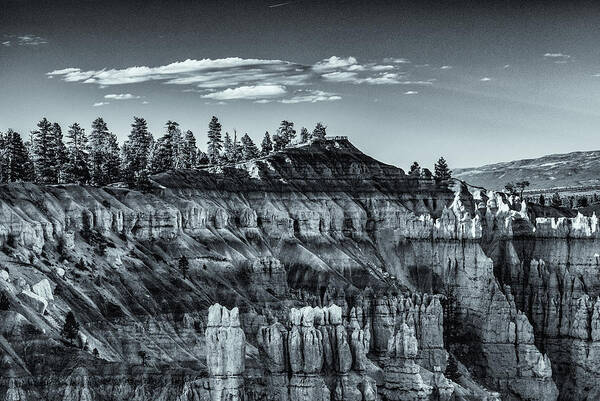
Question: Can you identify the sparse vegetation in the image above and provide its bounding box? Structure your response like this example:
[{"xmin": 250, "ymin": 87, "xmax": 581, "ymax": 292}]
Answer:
[
  {"xmin": 179, "ymin": 255, "xmax": 189, "ymax": 279},
  {"xmin": 62, "ymin": 311, "xmax": 80, "ymax": 344},
  {"xmin": 0, "ymin": 292, "xmax": 10, "ymax": 310}
]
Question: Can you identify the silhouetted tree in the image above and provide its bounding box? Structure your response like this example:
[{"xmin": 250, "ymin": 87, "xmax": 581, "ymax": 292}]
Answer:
[
  {"xmin": 538, "ymin": 193, "xmax": 545, "ymax": 206},
  {"xmin": 207, "ymin": 116, "xmax": 222, "ymax": 164},
  {"xmin": 179, "ymin": 255, "xmax": 189, "ymax": 279},
  {"xmin": 504, "ymin": 183, "xmax": 518, "ymax": 196},
  {"xmin": 0, "ymin": 292, "xmax": 10, "ymax": 310},
  {"xmin": 2, "ymin": 130, "xmax": 34, "ymax": 182},
  {"xmin": 551, "ymin": 192, "xmax": 562, "ymax": 207},
  {"xmin": 300, "ymin": 127, "xmax": 310, "ymax": 143},
  {"xmin": 261, "ymin": 132, "xmax": 273, "ymax": 155},
  {"xmin": 123, "ymin": 117, "xmax": 153, "ymax": 185},
  {"xmin": 409, "ymin": 161, "xmax": 421, "ymax": 177},
  {"xmin": 312, "ymin": 122, "xmax": 327, "ymax": 139},
  {"xmin": 64, "ymin": 123, "xmax": 90, "ymax": 184},
  {"xmin": 515, "ymin": 180, "xmax": 530, "ymax": 198},
  {"xmin": 277, "ymin": 120, "xmax": 295, "ymax": 147},
  {"xmin": 434, "ymin": 157, "xmax": 452, "ymax": 181},
  {"xmin": 31, "ymin": 117, "xmax": 56, "ymax": 184},
  {"xmin": 241, "ymin": 133, "xmax": 259, "ymax": 160},
  {"xmin": 577, "ymin": 197, "xmax": 589, "ymax": 208},
  {"xmin": 421, "ymin": 168, "xmax": 433, "ymax": 179},
  {"xmin": 62, "ymin": 311, "xmax": 80, "ymax": 344}
]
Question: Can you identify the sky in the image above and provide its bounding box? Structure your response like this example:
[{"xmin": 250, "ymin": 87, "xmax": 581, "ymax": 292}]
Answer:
[{"xmin": 2, "ymin": 0, "xmax": 600, "ymax": 169}]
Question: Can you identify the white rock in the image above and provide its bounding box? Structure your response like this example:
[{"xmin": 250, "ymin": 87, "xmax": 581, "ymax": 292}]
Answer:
[
  {"xmin": 0, "ymin": 270, "xmax": 9, "ymax": 281},
  {"xmin": 32, "ymin": 279, "xmax": 53, "ymax": 301}
]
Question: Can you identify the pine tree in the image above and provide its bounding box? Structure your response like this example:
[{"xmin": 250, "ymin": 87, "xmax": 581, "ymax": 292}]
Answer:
[
  {"xmin": 241, "ymin": 133, "xmax": 259, "ymax": 160},
  {"xmin": 52, "ymin": 123, "xmax": 68, "ymax": 183},
  {"xmin": 277, "ymin": 120, "xmax": 296, "ymax": 147},
  {"xmin": 0, "ymin": 292, "xmax": 10, "ymax": 310},
  {"xmin": 179, "ymin": 255, "xmax": 189, "ymax": 279},
  {"xmin": 196, "ymin": 149, "xmax": 209, "ymax": 166},
  {"xmin": 123, "ymin": 117, "xmax": 153, "ymax": 185},
  {"xmin": 434, "ymin": 157, "xmax": 452, "ymax": 181},
  {"xmin": 231, "ymin": 130, "xmax": 242, "ymax": 162},
  {"xmin": 272, "ymin": 133, "xmax": 287, "ymax": 151},
  {"xmin": 312, "ymin": 122, "xmax": 327, "ymax": 139},
  {"xmin": 409, "ymin": 161, "xmax": 421, "ymax": 177},
  {"xmin": 223, "ymin": 132, "xmax": 233, "ymax": 162},
  {"xmin": 64, "ymin": 123, "xmax": 90, "ymax": 184},
  {"xmin": 207, "ymin": 116, "xmax": 222, "ymax": 164},
  {"xmin": 150, "ymin": 122, "xmax": 177, "ymax": 174},
  {"xmin": 102, "ymin": 132, "xmax": 121, "ymax": 183},
  {"xmin": 88, "ymin": 118, "xmax": 120, "ymax": 186},
  {"xmin": 62, "ymin": 311, "xmax": 80, "ymax": 344},
  {"xmin": 32, "ymin": 117, "xmax": 56, "ymax": 184},
  {"xmin": 539, "ymin": 193, "xmax": 545, "ymax": 206},
  {"xmin": 167, "ymin": 121, "xmax": 184, "ymax": 169},
  {"xmin": 183, "ymin": 130, "xmax": 197, "ymax": 168},
  {"xmin": 300, "ymin": 127, "xmax": 310, "ymax": 143},
  {"xmin": 551, "ymin": 192, "xmax": 562, "ymax": 207},
  {"xmin": 421, "ymin": 168, "xmax": 433, "ymax": 179},
  {"xmin": 261, "ymin": 132, "xmax": 273, "ymax": 156},
  {"xmin": 3, "ymin": 130, "xmax": 34, "ymax": 182}
]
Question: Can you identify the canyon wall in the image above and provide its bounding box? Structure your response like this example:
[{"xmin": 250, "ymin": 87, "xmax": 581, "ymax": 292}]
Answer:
[{"xmin": 0, "ymin": 139, "xmax": 592, "ymax": 400}]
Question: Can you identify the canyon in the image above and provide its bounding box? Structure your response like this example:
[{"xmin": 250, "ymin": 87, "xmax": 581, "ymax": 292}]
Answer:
[{"xmin": 0, "ymin": 138, "xmax": 597, "ymax": 400}]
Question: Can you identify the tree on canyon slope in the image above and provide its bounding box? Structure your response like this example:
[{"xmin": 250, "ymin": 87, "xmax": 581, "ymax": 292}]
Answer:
[
  {"xmin": 261, "ymin": 131, "xmax": 273, "ymax": 156},
  {"xmin": 62, "ymin": 311, "xmax": 80, "ymax": 345},
  {"xmin": 434, "ymin": 157, "xmax": 452, "ymax": 181}
]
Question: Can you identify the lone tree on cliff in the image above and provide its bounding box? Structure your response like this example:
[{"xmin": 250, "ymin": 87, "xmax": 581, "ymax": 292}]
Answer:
[
  {"xmin": 409, "ymin": 161, "xmax": 421, "ymax": 177},
  {"xmin": 312, "ymin": 122, "xmax": 327, "ymax": 139},
  {"xmin": 261, "ymin": 132, "xmax": 273, "ymax": 156},
  {"xmin": 515, "ymin": 180, "xmax": 530, "ymax": 198},
  {"xmin": 62, "ymin": 311, "xmax": 80, "ymax": 344},
  {"xmin": 434, "ymin": 157, "xmax": 452, "ymax": 181},
  {"xmin": 207, "ymin": 116, "xmax": 223, "ymax": 164},
  {"xmin": 551, "ymin": 192, "xmax": 562, "ymax": 207},
  {"xmin": 0, "ymin": 292, "xmax": 10, "ymax": 310},
  {"xmin": 179, "ymin": 255, "xmax": 189, "ymax": 279}
]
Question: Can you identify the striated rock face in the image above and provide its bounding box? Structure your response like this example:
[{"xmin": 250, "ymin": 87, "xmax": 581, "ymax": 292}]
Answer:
[{"xmin": 0, "ymin": 139, "xmax": 582, "ymax": 401}]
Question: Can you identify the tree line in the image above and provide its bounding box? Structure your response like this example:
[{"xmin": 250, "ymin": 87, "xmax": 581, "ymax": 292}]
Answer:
[
  {"xmin": 0, "ymin": 117, "xmax": 329, "ymax": 188},
  {"xmin": 406, "ymin": 158, "xmax": 452, "ymax": 181}
]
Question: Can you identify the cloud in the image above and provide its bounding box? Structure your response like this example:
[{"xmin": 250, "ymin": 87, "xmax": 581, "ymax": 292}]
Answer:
[
  {"xmin": 404, "ymin": 91, "xmax": 418, "ymax": 95},
  {"xmin": 279, "ymin": 90, "xmax": 341, "ymax": 104},
  {"xmin": 47, "ymin": 55, "xmax": 438, "ymax": 102},
  {"xmin": 17, "ymin": 35, "xmax": 47, "ymax": 46},
  {"xmin": 142, "ymin": 100, "xmax": 150, "ymax": 104},
  {"xmin": 93, "ymin": 102, "xmax": 109, "ymax": 107},
  {"xmin": 104, "ymin": 93, "xmax": 141, "ymax": 100},
  {"xmin": 440, "ymin": 65, "xmax": 452, "ymax": 70},
  {"xmin": 1, "ymin": 41, "xmax": 10, "ymax": 47},
  {"xmin": 201, "ymin": 85, "xmax": 286, "ymax": 100},
  {"xmin": 543, "ymin": 53, "xmax": 572, "ymax": 64},
  {"xmin": 480, "ymin": 77, "xmax": 493, "ymax": 82}
]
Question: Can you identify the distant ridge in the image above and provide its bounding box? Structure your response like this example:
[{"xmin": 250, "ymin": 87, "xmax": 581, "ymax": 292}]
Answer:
[{"xmin": 454, "ymin": 149, "xmax": 600, "ymax": 191}]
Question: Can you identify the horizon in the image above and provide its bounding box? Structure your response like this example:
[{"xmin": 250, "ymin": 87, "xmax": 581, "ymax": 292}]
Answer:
[{"xmin": 4, "ymin": 0, "xmax": 600, "ymax": 170}]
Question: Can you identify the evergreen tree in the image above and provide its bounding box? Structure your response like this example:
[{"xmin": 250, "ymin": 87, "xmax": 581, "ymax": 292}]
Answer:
[
  {"xmin": 277, "ymin": 120, "xmax": 296, "ymax": 147},
  {"xmin": 179, "ymin": 255, "xmax": 189, "ymax": 279},
  {"xmin": 312, "ymin": 122, "xmax": 327, "ymax": 139},
  {"xmin": 261, "ymin": 132, "xmax": 273, "ymax": 156},
  {"xmin": 231, "ymin": 130, "xmax": 242, "ymax": 162},
  {"xmin": 167, "ymin": 121, "xmax": 184, "ymax": 169},
  {"xmin": 102, "ymin": 132, "xmax": 121, "ymax": 183},
  {"xmin": 551, "ymin": 192, "xmax": 562, "ymax": 207},
  {"xmin": 62, "ymin": 311, "xmax": 80, "ymax": 344},
  {"xmin": 272, "ymin": 133, "xmax": 287, "ymax": 151},
  {"xmin": 64, "ymin": 123, "xmax": 90, "ymax": 184},
  {"xmin": 539, "ymin": 193, "xmax": 545, "ymax": 206},
  {"xmin": 434, "ymin": 157, "xmax": 452, "ymax": 181},
  {"xmin": 32, "ymin": 117, "xmax": 56, "ymax": 184},
  {"xmin": 88, "ymin": 118, "xmax": 120, "ymax": 186},
  {"xmin": 150, "ymin": 121, "xmax": 180, "ymax": 174},
  {"xmin": 300, "ymin": 127, "xmax": 310, "ymax": 143},
  {"xmin": 196, "ymin": 149, "xmax": 210, "ymax": 166},
  {"xmin": 0, "ymin": 292, "xmax": 9, "ymax": 310},
  {"xmin": 421, "ymin": 168, "xmax": 433, "ymax": 179},
  {"xmin": 409, "ymin": 161, "xmax": 421, "ymax": 177},
  {"xmin": 123, "ymin": 117, "xmax": 153, "ymax": 185},
  {"xmin": 183, "ymin": 130, "xmax": 197, "ymax": 168},
  {"xmin": 207, "ymin": 116, "xmax": 222, "ymax": 164},
  {"xmin": 223, "ymin": 132, "xmax": 233, "ymax": 162},
  {"xmin": 52, "ymin": 123, "xmax": 68, "ymax": 183},
  {"xmin": 515, "ymin": 180, "xmax": 530, "ymax": 198},
  {"xmin": 3, "ymin": 130, "xmax": 34, "ymax": 182},
  {"xmin": 241, "ymin": 133, "xmax": 259, "ymax": 160}
]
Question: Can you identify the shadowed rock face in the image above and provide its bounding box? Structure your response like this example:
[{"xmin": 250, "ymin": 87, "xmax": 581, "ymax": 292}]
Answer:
[{"xmin": 0, "ymin": 138, "xmax": 586, "ymax": 401}]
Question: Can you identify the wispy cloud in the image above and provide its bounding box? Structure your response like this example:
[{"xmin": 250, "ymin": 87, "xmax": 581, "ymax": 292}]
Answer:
[
  {"xmin": 3, "ymin": 34, "xmax": 48, "ymax": 47},
  {"xmin": 201, "ymin": 85, "xmax": 286, "ymax": 100},
  {"xmin": 104, "ymin": 93, "xmax": 141, "ymax": 100},
  {"xmin": 440, "ymin": 65, "xmax": 452, "ymax": 70},
  {"xmin": 544, "ymin": 52, "xmax": 572, "ymax": 64},
  {"xmin": 279, "ymin": 90, "xmax": 341, "ymax": 104},
  {"xmin": 404, "ymin": 91, "xmax": 418, "ymax": 95},
  {"xmin": 480, "ymin": 77, "xmax": 493, "ymax": 82},
  {"xmin": 93, "ymin": 102, "xmax": 109, "ymax": 107},
  {"xmin": 47, "ymin": 55, "xmax": 436, "ymax": 102}
]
